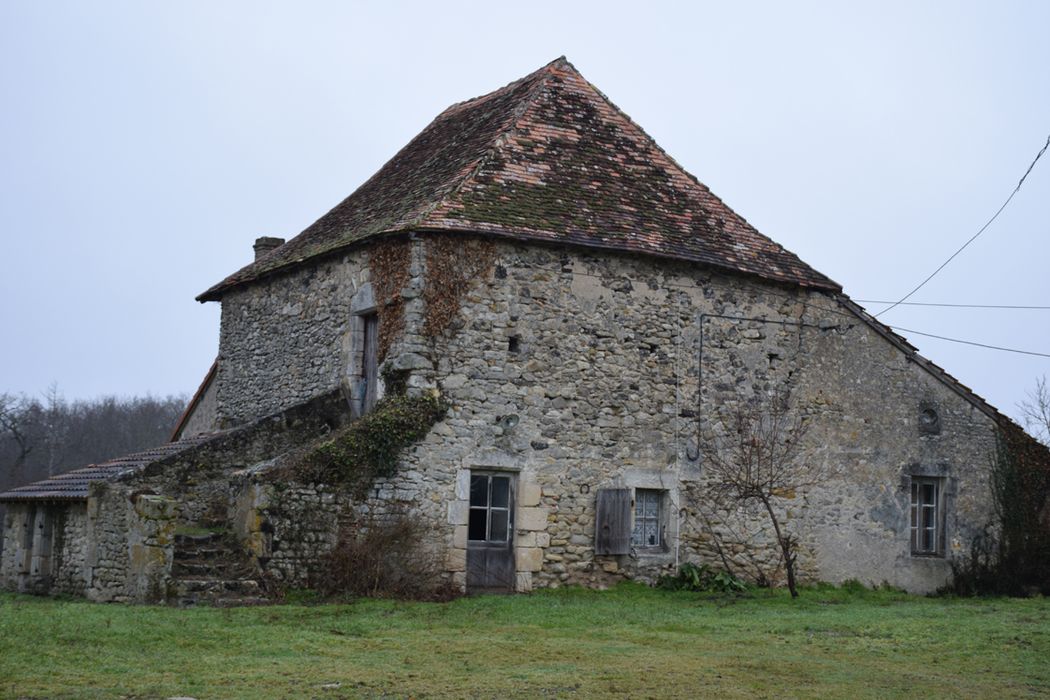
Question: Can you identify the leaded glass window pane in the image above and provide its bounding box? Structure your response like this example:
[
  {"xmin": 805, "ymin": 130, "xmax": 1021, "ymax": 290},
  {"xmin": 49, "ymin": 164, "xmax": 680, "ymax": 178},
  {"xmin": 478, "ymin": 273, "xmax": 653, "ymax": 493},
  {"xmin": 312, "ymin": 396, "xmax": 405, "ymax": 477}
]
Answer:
[{"xmin": 631, "ymin": 489, "xmax": 662, "ymax": 548}]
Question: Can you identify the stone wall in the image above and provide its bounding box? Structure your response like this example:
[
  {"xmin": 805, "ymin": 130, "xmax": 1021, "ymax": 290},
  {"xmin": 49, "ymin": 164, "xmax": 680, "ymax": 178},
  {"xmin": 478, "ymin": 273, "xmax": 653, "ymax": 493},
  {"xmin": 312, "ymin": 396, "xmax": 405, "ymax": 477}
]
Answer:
[
  {"xmin": 215, "ymin": 251, "xmax": 373, "ymax": 426},
  {"xmin": 6, "ymin": 235, "xmax": 1003, "ymax": 603},
  {"xmin": 208, "ymin": 233, "xmax": 1002, "ymax": 594},
  {"xmin": 0, "ymin": 502, "xmax": 89, "ymax": 596},
  {"xmin": 0, "ymin": 390, "xmax": 354, "ymax": 603},
  {"xmin": 177, "ymin": 370, "xmax": 219, "ymax": 438}
]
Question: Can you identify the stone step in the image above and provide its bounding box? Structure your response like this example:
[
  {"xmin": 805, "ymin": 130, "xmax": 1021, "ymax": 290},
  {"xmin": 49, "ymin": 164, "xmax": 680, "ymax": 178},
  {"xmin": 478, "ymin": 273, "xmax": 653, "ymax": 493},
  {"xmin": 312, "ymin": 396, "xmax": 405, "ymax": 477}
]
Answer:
[
  {"xmin": 171, "ymin": 560, "xmax": 253, "ymax": 578},
  {"xmin": 173, "ymin": 545, "xmax": 235, "ymax": 561},
  {"xmin": 212, "ymin": 596, "xmax": 271, "ymax": 608},
  {"xmin": 173, "ymin": 532, "xmax": 225, "ymax": 548},
  {"xmin": 172, "ymin": 578, "xmax": 262, "ymax": 596}
]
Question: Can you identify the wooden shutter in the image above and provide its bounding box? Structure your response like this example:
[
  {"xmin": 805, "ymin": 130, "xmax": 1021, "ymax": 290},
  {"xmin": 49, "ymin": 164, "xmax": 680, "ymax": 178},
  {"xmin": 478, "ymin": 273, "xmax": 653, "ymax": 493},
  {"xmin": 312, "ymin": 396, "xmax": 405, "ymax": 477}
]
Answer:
[{"xmin": 594, "ymin": 488, "xmax": 632, "ymax": 555}]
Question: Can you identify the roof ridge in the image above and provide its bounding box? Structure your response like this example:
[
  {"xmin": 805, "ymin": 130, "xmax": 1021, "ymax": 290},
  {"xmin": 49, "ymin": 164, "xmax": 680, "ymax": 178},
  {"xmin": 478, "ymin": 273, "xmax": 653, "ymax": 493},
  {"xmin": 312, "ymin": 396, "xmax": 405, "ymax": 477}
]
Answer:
[
  {"xmin": 418, "ymin": 62, "xmax": 558, "ymax": 226},
  {"xmin": 438, "ymin": 56, "xmax": 567, "ymax": 117},
  {"xmin": 548, "ymin": 62, "xmax": 841, "ymax": 291}
]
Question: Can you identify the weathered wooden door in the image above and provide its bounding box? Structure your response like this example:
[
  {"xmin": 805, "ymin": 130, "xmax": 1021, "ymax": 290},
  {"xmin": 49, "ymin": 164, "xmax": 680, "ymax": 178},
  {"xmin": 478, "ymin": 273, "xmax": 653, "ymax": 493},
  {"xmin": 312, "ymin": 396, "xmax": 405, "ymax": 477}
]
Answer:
[
  {"xmin": 466, "ymin": 472, "xmax": 515, "ymax": 592},
  {"xmin": 362, "ymin": 312, "xmax": 379, "ymax": 413}
]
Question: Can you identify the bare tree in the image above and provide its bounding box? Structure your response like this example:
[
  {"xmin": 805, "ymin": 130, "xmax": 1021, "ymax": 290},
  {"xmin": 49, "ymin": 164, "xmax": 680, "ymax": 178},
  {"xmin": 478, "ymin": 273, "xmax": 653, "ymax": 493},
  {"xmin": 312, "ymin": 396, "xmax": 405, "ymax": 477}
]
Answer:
[
  {"xmin": 702, "ymin": 389, "xmax": 821, "ymax": 598},
  {"xmin": 0, "ymin": 388, "xmax": 186, "ymax": 493},
  {"xmin": 41, "ymin": 383, "xmax": 68, "ymax": 478},
  {"xmin": 0, "ymin": 393, "xmax": 34, "ymax": 469},
  {"xmin": 1019, "ymin": 375, "xmax": 1050, "ymax": 447}
]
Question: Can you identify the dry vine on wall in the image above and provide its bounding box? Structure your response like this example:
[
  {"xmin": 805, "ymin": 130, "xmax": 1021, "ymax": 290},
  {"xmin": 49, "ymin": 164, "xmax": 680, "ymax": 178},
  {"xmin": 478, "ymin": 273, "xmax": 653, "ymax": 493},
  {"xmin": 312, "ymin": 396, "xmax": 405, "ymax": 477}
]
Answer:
[
  {"xmin": 369, "ymin": 239, "xmax": 412, "ymax": 361},
  {"xmin": 423, "ymin": 236, "xmax": 496, "ymax": 340}
]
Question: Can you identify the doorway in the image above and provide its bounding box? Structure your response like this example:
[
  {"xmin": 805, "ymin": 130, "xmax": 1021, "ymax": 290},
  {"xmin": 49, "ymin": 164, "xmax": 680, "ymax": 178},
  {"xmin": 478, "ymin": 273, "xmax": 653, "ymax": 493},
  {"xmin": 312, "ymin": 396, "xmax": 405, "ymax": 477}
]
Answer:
[{"xmin": 466, "ymin": 471, "xmax": 515, "ymax": 592}]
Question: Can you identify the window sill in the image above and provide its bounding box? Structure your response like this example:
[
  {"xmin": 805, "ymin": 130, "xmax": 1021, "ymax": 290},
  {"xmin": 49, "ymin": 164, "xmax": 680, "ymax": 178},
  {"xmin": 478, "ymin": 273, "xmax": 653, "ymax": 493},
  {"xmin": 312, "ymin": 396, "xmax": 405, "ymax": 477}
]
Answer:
[
  {"xmin": 909, "ymin": 552, "xmax": 945, "ymax": 559},
  {"xmin": 633, "ymin": 547, "xmax": 673, "ymax": 560}
]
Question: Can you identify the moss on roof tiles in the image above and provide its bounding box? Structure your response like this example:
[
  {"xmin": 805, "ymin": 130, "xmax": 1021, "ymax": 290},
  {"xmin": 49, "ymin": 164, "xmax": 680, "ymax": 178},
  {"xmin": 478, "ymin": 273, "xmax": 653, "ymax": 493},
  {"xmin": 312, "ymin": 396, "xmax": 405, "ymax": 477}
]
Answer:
[{"xmin": 198, "ymin": 58, "xmax": 838, "ymax": 301}]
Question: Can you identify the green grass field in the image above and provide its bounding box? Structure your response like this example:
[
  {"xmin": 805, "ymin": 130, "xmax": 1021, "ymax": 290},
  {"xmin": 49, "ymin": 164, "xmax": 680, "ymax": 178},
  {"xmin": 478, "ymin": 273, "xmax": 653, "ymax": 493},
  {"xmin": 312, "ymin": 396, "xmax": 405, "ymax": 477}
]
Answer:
[{"xmin": 1, "ymin": 584, "xmax": 1048, "ymax": 699}]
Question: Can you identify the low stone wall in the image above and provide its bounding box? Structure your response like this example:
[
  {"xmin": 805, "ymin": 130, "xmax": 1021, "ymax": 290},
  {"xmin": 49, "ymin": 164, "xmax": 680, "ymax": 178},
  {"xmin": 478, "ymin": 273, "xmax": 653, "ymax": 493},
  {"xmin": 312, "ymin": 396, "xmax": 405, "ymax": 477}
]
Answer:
[{"xmin": 0, "ymin": 501, "xmax": 90, "ymax": 596}]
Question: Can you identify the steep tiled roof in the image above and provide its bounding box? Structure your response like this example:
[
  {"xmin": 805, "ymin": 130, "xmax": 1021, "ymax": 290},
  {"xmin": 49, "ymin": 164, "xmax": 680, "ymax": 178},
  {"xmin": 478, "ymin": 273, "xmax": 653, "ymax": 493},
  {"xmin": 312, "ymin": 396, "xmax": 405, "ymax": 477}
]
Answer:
[
  {"xmin": 0, "ymin": 435, "xmax": 212, "ymax": 502},
  {"xmin": 199, "ymin": 57, "xmax": 839, "ymax": 301}
]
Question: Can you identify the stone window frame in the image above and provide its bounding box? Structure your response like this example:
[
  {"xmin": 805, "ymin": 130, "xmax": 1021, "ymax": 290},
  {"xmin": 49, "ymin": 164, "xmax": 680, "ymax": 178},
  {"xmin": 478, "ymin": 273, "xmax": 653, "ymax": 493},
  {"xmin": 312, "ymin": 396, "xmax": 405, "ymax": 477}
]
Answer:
[
  {"xmin": 904, "ymin": 463, "xmax": 954, "ymax": 559},
  {"xmin": 346, "ymin": 282, "xmax": 382, "ymax": 417},
  {"xmin": 619, "ymin": 471, "xmax": 679, "ymax": 561},
  {"xmin": 449, "ymin": 452, "xmax": 545, "ymax": 594}
]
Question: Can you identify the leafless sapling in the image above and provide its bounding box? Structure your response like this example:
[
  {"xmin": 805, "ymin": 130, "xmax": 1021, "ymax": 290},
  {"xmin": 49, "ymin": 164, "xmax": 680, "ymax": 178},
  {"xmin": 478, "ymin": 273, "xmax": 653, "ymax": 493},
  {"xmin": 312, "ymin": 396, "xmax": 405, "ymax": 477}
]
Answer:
[{"xmin": 703, "ymin": 389, "xmax": 822, "ymax": 598}]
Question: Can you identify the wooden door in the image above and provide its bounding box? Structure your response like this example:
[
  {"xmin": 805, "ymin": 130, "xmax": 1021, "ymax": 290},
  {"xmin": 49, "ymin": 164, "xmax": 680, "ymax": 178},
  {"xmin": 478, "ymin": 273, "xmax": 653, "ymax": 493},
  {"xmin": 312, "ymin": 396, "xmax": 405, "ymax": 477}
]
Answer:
[
  {"xmin": 466, "ymin": 472, "xmax": 515, "ymax": 592},
  {"xmin": 362, "ymin": 313, "xmax": 379, "ymax": 413}
]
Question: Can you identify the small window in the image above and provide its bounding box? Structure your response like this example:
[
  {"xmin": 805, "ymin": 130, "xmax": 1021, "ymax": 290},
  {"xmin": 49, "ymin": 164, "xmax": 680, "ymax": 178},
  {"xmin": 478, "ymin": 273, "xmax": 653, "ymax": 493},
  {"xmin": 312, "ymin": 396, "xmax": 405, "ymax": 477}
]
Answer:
[
  {"xmin": 910, "ymin": 477, "xmax": 943, "ymax": 555},
  {"xmin": 631, "ymin": 489, "xmax": 663, "ymax": 548}
]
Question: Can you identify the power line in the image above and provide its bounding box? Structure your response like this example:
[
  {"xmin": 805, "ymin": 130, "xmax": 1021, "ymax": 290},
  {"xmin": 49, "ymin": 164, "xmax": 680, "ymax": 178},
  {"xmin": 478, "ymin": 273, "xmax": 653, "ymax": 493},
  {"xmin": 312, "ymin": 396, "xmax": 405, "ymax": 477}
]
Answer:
[
  {"xmin": 890, "ymin": 326, "xmax": 1050, "ymax": 358},
  {"xmin": 857, "ymin": 300, "xmax": 1050, "ymax": 310},
  {"xmin": 874, "ymin": 132, "xmax": 1050, "ymax": 319}
]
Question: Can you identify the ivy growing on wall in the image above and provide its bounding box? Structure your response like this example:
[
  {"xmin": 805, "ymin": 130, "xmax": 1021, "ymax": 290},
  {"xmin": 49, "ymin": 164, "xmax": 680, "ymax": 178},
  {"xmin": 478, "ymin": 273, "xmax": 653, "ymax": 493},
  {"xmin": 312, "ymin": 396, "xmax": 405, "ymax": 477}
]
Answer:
[
  {"xmin": 294, "ymin": 392, "xmax": 448, "ymax": 495},
  {"xmin": 423, "ymin": 235, "xmax": 496, "ymax": 340},
  {"xmin": 369, "ymin": 238, "xmax": 412, "ymax": 361}
]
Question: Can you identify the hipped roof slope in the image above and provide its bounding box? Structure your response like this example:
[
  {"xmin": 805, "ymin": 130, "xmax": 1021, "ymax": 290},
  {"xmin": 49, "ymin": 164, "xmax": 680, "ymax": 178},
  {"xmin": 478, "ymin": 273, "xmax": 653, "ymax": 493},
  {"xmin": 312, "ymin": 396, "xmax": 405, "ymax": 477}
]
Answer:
[{"xmin": 199, "ymin": 58, "xmax": 839, "ymax": 301}]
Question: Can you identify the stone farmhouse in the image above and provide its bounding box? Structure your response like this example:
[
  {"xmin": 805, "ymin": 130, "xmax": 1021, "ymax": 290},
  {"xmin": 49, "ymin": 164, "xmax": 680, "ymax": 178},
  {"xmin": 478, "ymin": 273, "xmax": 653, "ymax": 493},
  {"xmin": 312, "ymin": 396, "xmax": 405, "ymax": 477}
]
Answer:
[{"xmin": 1, "ymin": 58, "xmax": 1039, "ymax": 603}]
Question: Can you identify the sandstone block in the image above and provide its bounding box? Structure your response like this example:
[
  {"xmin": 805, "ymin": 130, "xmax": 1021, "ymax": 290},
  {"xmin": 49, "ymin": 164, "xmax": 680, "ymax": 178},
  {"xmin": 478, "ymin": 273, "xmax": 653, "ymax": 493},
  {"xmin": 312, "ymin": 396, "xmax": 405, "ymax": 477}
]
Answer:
[
  {"xmin": 517, "ymin": 507, "xmax": 547, "ymax": 531},
  {"xmin": 455, "ymin": 469, "xmax": 471, "ymax": 500},
  {"xmin": 516, "ymin": 547, "xmax": 543, "ymax": 572},
  {"xmin": 445, "ymin": 548, "xmax": 466, "ymax": 572},
  {"xmin": 447, "ymin": 501, "xmax": 469, "ymax": 526},
  {"xmin": 518, "ymin": 481, "xmax": 541, "ymax": 507}
]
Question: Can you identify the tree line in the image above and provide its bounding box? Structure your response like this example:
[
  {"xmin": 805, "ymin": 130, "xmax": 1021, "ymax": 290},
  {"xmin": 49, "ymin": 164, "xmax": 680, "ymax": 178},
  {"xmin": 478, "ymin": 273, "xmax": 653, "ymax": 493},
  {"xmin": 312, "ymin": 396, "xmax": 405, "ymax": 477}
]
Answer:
[{"xmin": 0, "ymin": 386, "xmax": 187, "ymax": 494}]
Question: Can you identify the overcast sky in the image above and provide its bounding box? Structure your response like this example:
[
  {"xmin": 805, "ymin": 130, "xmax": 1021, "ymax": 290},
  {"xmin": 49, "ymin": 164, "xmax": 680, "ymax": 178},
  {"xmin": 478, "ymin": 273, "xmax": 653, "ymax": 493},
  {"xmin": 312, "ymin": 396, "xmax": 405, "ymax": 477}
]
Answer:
[{"xmin": 1, "ymin": 1, "xmax": 1047, "ymax": 424}]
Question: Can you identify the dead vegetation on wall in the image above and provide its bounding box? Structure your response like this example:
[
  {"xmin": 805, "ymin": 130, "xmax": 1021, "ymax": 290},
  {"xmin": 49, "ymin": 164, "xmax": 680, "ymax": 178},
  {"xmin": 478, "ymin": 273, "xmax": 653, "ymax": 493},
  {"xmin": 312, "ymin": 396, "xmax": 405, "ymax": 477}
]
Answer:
[
  {"xmin": 423, "ymin": 235, "xmax": 495, "ymax": 340},
  {"xmin": 369, "ymin": 239, "xmax": 411, "ymax": 361}
]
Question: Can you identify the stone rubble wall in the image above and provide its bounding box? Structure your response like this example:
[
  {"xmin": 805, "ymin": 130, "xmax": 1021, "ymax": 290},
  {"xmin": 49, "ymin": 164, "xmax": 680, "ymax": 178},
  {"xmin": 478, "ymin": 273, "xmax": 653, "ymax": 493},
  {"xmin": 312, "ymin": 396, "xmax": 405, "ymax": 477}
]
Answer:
[
  {"xmin": 0, "ymin": 502, "xmax": 89, "ymax": 596},
  {"xmin": 177, "ymin": 370, "xmax": 219, "ymax": 439},
  {"xmin": 49, "ymin": 503, "xmax": 88, "ymax": 596},
  {"xmin": 0, "ymin": 390, "xmax": 354, "ymax": 603},
  {"xmin": 203, "ymin": 234, "xmax": 1001, "ymax": 594},
  {"xmin": 4, "ymin": 233, "xmax": 1005, "ymax": 603},
  {"xmin": 215, "ymin": 252, "xmax": 372, "ymax": 427}
]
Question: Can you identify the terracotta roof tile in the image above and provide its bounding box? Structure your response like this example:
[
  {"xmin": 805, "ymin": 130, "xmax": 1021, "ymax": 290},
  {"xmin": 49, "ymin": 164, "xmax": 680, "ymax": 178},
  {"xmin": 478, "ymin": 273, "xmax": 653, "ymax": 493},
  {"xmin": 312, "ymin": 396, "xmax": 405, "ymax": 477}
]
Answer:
[
  {"xmin": 0, "ymin": 435, "xmax": 213, "ymax": 502},
  {"xmin": 198, "ymin": 57, "xmax": 838, "ymax": 301}
]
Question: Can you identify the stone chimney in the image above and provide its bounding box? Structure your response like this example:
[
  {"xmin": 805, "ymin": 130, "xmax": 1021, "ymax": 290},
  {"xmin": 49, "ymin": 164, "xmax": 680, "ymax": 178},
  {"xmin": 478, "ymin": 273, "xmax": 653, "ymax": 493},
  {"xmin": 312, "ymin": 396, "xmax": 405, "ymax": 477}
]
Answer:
[{"xmin": 253, "ymin": 236, "xmax": 285, "ymax": 260}]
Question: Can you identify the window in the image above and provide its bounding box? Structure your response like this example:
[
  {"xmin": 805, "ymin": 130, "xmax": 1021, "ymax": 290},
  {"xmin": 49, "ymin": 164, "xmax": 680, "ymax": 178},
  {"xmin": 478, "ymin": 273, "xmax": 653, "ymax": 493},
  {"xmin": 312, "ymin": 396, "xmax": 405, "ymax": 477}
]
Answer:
[
  {"xmin": 468, "ymin": 473, "xmax": 512, "ymax": 543},
  {"xmin": 910, "ymin": 477, "xmax": 943, "ymax": 555},
  {"xmin": 631, "ymin": 489, "xmax": 663, "ymax": 548}
]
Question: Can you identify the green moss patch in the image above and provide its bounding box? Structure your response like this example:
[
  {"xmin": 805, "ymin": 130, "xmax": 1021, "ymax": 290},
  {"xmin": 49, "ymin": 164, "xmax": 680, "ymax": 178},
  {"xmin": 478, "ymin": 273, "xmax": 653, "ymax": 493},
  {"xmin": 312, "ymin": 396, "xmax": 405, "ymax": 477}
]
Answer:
[{"xmin": 294, "ymin": 393, "xmax": 447, "ymax": 492}]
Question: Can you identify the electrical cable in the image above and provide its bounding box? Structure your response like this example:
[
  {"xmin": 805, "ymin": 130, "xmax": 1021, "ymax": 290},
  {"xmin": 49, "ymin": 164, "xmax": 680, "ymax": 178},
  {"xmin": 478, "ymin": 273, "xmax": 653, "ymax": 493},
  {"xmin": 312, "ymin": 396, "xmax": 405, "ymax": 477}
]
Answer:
[
  {"xmin": 888, "ymin": 327, "xmax": 1050, "ymax": 358},
  {"xmin": 874, "ymin": 132, "xmax": 1050, "ymax": 319},
  {"xmin": 857, "ymin": 300, "xmax": 1050, "ymax": 310}
]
